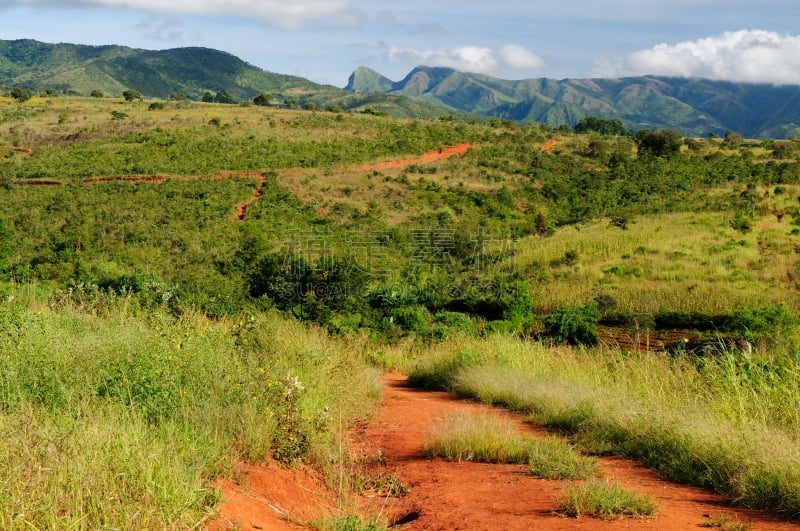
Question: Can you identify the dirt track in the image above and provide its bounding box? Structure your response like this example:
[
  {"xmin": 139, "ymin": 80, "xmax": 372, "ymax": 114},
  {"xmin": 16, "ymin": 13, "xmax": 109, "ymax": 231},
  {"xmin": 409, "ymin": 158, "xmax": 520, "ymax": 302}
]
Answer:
[
  {"xmin": 10, "ymin": 143, "xmax": 473, "ymax": 222},
  {"xmin": 211, "ymin": 374, "xmax": 799, "ymax": 530}
]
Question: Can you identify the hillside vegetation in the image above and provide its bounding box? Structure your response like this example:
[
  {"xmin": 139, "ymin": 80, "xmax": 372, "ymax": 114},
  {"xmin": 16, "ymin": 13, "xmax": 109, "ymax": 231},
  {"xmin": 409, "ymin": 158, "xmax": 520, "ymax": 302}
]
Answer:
[{"xmin": 2, "ymin": 93, "xmax": 800, "ymax": 527}]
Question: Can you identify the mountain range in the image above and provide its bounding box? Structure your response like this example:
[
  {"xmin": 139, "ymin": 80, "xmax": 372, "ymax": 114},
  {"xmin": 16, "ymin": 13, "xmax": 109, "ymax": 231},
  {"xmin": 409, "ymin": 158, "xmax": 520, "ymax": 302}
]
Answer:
[
  {"xmin": 346, "ymin": 66, "xmax": 800, "ymax": 139},
  {"xmin": 3, "ymin": 38, "xmax": 800, "ymax": 138}
]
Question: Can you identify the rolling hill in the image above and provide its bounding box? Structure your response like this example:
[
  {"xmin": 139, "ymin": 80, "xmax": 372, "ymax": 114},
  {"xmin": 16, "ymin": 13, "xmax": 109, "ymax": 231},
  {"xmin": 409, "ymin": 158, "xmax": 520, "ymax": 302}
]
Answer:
[{"xmin": 346, "ymin": 65, "xmax": 800, "ymax": 138}]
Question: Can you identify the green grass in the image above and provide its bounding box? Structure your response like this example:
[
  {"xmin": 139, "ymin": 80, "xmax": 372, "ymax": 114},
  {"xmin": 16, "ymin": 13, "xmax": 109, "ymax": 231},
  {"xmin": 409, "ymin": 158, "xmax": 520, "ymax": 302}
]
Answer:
[
  {"xmin": 423, "ymin": 411, "xmax": 597, "ymax": 479},
  {"xmin": 407, "ymin": 334, "xmax": 800, "ymax": 517},
  {"xmin": 557, "ymin": 480, "xmax": 657, "ymax": 519},
  {"xmin": 0, "ymin": 294, "xmax": 381, "ymax": 529}
]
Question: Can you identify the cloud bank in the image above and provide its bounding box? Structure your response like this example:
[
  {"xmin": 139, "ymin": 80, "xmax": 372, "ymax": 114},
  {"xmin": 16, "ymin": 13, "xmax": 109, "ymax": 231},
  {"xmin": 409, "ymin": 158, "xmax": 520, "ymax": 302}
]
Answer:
[
  {"xmin": 5, "ymin": 0, "xmax": 357, "ymax": 29},
  {"xmin": 387, "ymin": 44, "xmax": 544, "ymax": 75},
  {"xmin": 625, "ymin": 29, "xmax": 800, "ymax": 84}
]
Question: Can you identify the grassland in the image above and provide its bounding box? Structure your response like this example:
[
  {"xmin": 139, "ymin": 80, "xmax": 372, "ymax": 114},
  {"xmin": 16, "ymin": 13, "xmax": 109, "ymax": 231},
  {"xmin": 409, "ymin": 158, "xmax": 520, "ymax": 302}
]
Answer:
[{"xmin": 1, "ymin": 94, "xmax": 800, "ymax": 526}]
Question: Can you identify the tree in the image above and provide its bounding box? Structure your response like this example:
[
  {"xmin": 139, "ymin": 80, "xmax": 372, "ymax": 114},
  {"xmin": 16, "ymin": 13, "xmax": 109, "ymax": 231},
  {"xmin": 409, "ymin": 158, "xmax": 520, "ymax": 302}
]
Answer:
[
  {"xmin": 10, "ymin": 87, "xmax": 33, "ymax": 102},
  {"xmin": 201, "ymin": 91, "xmax": 215, "ymax": 103},
  {"xmin": 169, "ymin": 93, "xmax": 186, "ymax": 101},
  {"xmin": 122, "ymin": 89, "xmax": 143, "ymax": 102},
  {"xmin": 634, "ymin": 129, "xmax": 683, "ymax": 158},
  {"xmin": 90, "ymin": 89, "xmax": 104, "ymax": 98},
  {"xmin": 253, "ymin": 93, "xmax": 272, "ymax": 106},
  {"xmin": 213, "ymin": 91, "xmax": 237, "ymax": 104},
  {"xmin": 575, "ymin": 116, "xmax": 627, "ymax": 136}
]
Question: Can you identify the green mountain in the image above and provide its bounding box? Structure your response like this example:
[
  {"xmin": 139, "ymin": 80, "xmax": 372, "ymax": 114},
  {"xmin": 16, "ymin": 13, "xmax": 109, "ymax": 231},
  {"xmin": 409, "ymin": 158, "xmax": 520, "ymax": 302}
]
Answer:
[
  {"xmin": 0, "ymin": 39, "xmax": 472, "ymax": 120},
  {"xmin": 0, "ymin": 38, "xmax": 345, "ymax": 102},
  {"xmin": 346, "ymin": 66, "xmax": 800, "ymax": 138}
]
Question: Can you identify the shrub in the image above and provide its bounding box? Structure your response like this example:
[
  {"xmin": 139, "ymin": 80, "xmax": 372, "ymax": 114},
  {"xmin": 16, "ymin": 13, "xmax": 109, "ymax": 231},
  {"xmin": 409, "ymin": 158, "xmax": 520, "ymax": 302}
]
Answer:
[{"xmin": 543, "ymin": 303, "xmax": 600, "ymax": 346}]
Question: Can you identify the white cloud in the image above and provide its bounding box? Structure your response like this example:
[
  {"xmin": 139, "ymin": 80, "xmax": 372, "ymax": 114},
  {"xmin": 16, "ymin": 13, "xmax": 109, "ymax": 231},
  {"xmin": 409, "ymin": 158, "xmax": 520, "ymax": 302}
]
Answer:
[
  {"xmin": 388, "ymin": 46, "xmax": 497, "ymax": 73},
  {"xmin": 5, "ymin": 0, "xmax": 357, "ymax": 29},
  {"xmin": 625, "ymin": 29, "xmax": 800, "ymax": 84},
  {"xmin": 498, "ymin": 44, "xmax": 545, "ymax": 70},
  {"xmin": 387, "ymin": 43, "xmax": 544, "ymax": 75}
]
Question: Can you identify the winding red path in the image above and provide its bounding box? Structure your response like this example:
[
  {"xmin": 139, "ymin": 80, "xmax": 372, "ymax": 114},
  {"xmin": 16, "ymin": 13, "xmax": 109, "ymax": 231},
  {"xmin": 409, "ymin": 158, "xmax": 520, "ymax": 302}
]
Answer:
[
  {"xmin": 11, "ymin": 143, "xmax": 473, "ymax": 222},
  {"xmin": 210, "ymin": 374, "xmax": 799, "ymax": 530}
]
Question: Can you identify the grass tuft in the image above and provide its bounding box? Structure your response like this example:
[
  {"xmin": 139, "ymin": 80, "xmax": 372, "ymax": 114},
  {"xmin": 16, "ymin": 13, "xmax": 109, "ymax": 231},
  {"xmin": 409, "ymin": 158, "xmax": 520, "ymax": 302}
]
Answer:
[
  {"xmin": 424, "ymin": 411, "xmax": 597, "ymax": 479},
  {"xmin": 557, "ymin": 480, "xmax": 657, "ymax": 519}
]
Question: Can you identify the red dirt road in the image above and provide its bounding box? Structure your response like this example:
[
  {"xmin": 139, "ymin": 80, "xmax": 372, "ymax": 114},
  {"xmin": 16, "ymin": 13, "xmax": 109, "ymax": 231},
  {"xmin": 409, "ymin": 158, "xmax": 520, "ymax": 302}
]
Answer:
[
  {"xmin": 211, "ymin": 373, "xmax": 799, "ymax": 530},
  {"xmin": 12, "ymin": 144, "xmax": 472, "ymax": 222},
  {"xmin": 358, "ymin": 143, "xmax": 472, "ymax": 171}
]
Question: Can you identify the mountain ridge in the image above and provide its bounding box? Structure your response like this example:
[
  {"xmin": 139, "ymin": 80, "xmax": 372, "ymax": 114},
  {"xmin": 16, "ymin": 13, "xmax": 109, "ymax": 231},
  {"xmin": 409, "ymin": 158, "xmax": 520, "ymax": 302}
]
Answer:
[{"xmin": 346, "ymin": 65, "xmax": 800, "ymax": 138}]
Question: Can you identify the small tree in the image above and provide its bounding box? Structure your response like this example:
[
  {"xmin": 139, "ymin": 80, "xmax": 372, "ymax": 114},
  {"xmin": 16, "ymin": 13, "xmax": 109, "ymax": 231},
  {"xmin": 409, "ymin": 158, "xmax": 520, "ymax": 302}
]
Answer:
[
  {"xmin": 543, "ymin": 303, "xmax": 600, "ymax": 346},
  {"xmin": 575, "ymin": 116, "xmax": 627, "ymax": 136},
  {"xmin": 253, "ymin": 93, "xmax": 272, "ymax": 106},
  {"xmin": 90, "ymin": 89, "xmax": 104, "ymax": 98},
  {"xmin": 635, "ymin": 129, "xmax": 682, "ymax": 158},
  {"xmin": 10, "ymin": 87, "xmax": 33, "ymax": 102},
  {"xmin": 213, "ymin": 91, "xmax": 237, "ymax": 104},
  {"xmin": 122, "ymin": 89, "xmax": 143, "ymax": 102},
  {"xmin": 169, "ymin": 93, "xmax": 186, "ymax": 101}
]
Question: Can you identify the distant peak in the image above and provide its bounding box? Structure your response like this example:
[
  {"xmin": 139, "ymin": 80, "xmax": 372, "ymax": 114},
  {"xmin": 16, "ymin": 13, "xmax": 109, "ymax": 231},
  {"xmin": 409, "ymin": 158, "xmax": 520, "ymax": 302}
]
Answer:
[{"xmin": 344, "ymin": 66, "xmax": 394, "ymax": 93}]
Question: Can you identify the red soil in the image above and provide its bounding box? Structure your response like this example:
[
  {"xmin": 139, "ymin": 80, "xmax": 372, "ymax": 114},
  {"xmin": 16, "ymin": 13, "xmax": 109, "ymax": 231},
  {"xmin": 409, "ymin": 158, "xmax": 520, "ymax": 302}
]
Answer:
[
  {"xmin": 358, "ymin": 143, "xmax": 472, "ymax": 171},
  {"xmin": 11, "ymin": 144, "xmax": 470, "ymax": 222},
  {"xmin": 1, "ymin": 146, "xmax": 33, "ymax": 155},
  {"xmin": 209, "ymin": 374, "xmax": 799, "ymax": 530},
  {"xmin": 82, "ymin": 176, "xmax": 169, "ymax": 184},
  {"xmin": 541, "ymin": 139, "xmax": 559, "ymax": 154}
]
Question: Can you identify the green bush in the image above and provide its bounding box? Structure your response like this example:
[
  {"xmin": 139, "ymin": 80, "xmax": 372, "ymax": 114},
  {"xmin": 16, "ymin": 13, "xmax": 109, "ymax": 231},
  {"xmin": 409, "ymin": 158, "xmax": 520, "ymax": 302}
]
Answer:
[{"xmin": 543, "ymin": 303, "xmax": 600, "ymax": 346}]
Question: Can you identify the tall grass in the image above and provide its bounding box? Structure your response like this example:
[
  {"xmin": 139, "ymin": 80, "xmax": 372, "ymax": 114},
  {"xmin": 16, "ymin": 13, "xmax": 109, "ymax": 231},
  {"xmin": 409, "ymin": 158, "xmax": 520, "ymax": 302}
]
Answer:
[
  {"xmin": 408, "ymin": 333, "xmax": 800, "ymax": 517},
  {"xmin": 0, "ymin": 291, "xmax": 381, "ymax": 529}
]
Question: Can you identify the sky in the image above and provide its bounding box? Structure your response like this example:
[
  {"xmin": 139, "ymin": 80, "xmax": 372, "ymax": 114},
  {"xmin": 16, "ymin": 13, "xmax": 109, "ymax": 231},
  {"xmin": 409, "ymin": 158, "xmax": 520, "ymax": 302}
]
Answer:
[{"xmin": 2, "ymin": 1, "xmax": 800, "ymax": 87}]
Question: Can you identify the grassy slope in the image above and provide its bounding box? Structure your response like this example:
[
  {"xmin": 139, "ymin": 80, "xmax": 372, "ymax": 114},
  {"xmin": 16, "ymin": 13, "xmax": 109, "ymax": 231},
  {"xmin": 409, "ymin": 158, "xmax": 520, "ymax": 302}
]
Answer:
[{"xmin": 1, "ymin": 96, "xmax": 800, "ymax": 524}]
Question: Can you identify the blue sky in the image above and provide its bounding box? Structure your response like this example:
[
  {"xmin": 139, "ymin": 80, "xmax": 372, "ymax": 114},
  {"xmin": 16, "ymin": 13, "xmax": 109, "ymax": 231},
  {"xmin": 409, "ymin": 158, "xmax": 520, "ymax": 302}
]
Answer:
[{"xmin": 2, "ymin": 1, "xmax": 799, "ymax": 87}]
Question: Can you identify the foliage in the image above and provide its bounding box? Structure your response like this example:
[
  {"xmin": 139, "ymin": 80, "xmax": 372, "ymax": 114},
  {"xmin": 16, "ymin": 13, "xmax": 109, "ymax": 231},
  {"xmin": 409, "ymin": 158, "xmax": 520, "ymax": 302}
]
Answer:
[
  {"xmin": 635, "ymin": 128, "xmax": 683, "ymax": 158},
  {"xmin": 122, "ymin": 89, "xmax": 143, "ymax": 102},
  {"xmin": 9, "ymin": 87, "xmax": 33, "ymax": 102},
  {"xmin": 253, "ymin": 92, "xmax": 272, "ymax": 106},
  {"xmin": 0, "ymin": 301, "xmax": 380, "ymax": 528},
  {"xmin": 543, "ymin": 303, "xmax": 600, "ymax": 346},
  {"xmin": 574, "ymin": 116, "xmax": 627, "ymax": 136}
]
